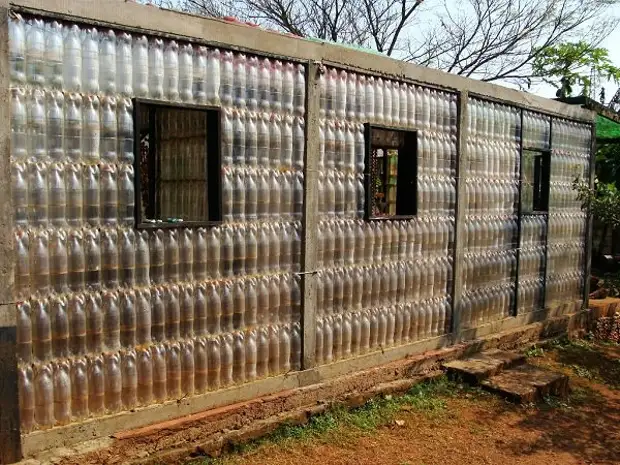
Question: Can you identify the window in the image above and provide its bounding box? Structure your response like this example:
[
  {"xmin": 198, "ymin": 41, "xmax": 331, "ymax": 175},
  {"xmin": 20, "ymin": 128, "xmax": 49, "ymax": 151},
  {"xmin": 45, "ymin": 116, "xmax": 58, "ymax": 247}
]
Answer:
[
  {"xmin": 134, "ymin": 99, "xmax": 221, "ymax": 228},
  {"xmin": 364, "ymin": 124, "xmax": 417, "ymax": 220},
  {"xmin": 521, "ymin": 150, "xmax": 550, "ymax": 213}
]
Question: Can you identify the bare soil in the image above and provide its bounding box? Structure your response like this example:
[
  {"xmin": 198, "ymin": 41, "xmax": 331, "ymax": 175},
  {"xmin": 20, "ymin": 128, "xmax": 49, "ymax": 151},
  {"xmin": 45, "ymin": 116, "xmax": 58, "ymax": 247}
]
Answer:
[{"xmin": 191, "ymin": 341, "xmax": 620, "ymax": 465}]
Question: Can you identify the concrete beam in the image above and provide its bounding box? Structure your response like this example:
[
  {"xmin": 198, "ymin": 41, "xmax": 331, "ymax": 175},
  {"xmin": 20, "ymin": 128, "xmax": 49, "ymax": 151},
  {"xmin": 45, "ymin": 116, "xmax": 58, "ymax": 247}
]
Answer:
[
  {"xmin": 451, "ymin": 90, "xmax": 469, "ymax": 341},
  {"xmin": 10, "ymin": 0, "xmax": 594, "ymax": 123},
  {"xmin": 300, "ymin": 61, "xmax": 320, "ymax": 369}
]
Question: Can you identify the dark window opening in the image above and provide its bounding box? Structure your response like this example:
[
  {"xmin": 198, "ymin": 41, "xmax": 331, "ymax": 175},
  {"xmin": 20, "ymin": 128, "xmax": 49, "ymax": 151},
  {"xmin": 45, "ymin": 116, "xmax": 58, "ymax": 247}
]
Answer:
[
  {"xmin": 364, "ymin": 124, "xmax": 417, "ymax": 220},
  {"xmin": 521, "ymin": 149, "xmax": 550, "ymax": 213},
  {"xmin": 134, "ymin": 99, "xmax": 221, "ymax": 228}
]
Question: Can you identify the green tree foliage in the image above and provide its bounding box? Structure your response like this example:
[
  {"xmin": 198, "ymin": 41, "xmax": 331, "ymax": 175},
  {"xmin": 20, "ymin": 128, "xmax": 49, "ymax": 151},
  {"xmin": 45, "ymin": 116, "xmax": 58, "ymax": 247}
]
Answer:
[
  {"xmin": 574, "ymin": 177, "xmax": 620, "ymax": 230},
  {"xmin": 532, "ymin": 41, "xmax": 620, "ymax": 98}
]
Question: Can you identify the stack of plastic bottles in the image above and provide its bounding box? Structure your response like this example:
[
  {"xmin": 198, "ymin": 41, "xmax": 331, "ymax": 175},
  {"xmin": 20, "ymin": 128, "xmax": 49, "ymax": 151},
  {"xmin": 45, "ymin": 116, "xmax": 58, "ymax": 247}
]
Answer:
[
  {"xmin": 517, "ymin": 111, "xmax": 551, "ymax": 314},
  {"xmin": 9, "ymin": 15, "xmax": 305, "ymax": 431},
  {"xmin": 461, "ymin": 99, "xmax": 520, "ymax": 328},
  {"xmin": 315, "ymin": 68, "xmax": 458, "ymax": 363},
  {"xmin": 546, "ymin": 119, "xmax": 590, "ymax": 305}
]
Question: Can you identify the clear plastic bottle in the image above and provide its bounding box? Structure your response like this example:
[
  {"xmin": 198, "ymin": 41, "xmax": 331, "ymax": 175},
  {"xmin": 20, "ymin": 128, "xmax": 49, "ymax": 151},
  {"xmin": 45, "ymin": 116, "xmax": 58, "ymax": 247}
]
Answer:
[
  {"xmin": 116, "ymin": 32, "xmax": 133, "ymax": 96},
  {"xmin": 28, "ymin": 89, "xmax": 47, "ymax": 160},
  {"xmin": 9, "ymin": 13, "xmax": 26, "ymax": 84},
  {"xmin": 179, "ymin": 43, "xmax": 193, "ymax": 102},
  {"xmin": 163, "ymin": 40, "xmax": 179, "ymax": 101},
  {"xmin": 82, "ymin": 95, "xmax": 100, "ymax": 162},
  {"xmin": 44, "ymin": 24, "xmax": 64, "ymax": 89},
  {"xmin": 131, "ymin": 35, "xmax": 149, "ymax": 97},
  {"xmin": 117, "ymin": 98, "xmax": 134, "ymax": 163},
  {"xmin": 233, "ymin": 53, "xmax": 247, "ymax": 108},
  {"xmin": 220, "ymin": 50, "xmax": 234, "ymax": 106},
  {"xmin": 206, "ymin": 48, "xmax": 221, "ymax": 105},
  {"xmin": 81, "ymin": 27, "xmax": 99, "ymax": 93},
  {"xmin": 294, "ymin": 64, "xmax": 305, "ymax": 117},
  {"xmin": 137, "ymin": 348, "xmax": 154, "ymax": 405},
  {"xmin": 271, "ymin": 60, "xmax": 283, "ymax": 112},
  {"xmin": 99, "ymin": 30, "xmax": 117, "ymax": 94},
  {"xmin": 101, "ymin": 97, "xmax": 117, "ymax": 162},
  {"xmin": 26, "ymin": 19, "xmax": 45, "ymax": 86},
  {"xmin": 35, "ymin": 363, "xmax": 54, "ymax": 428},
  {"xmin": 11, "ymin": 88, "xmax": 27, "ymax": 160},
  {"xmin": 100, "ymin": 163, "xmax": 118, "ymax": 225}
]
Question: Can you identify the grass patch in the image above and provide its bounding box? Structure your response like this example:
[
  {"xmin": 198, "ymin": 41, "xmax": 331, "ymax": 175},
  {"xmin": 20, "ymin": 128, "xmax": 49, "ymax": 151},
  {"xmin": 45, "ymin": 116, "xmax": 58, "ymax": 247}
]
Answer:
[
  {"xmin": 189, "ymin": 376, "xmax": 460, "ymax": 464},
  {"xmin": 544, "ymin": 338, "xmax": 620, "ymax": 389},
  {"xmin": 525, "ymin": 346, "xmax": 545, "ymax": 358}
]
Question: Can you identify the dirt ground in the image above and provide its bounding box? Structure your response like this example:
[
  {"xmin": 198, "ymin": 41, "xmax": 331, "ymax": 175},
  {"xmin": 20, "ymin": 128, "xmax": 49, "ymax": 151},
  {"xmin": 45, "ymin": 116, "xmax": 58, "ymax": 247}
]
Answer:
[{"xmin": 190, "ymin": 340, "xmax": 620, "ymax": 465}]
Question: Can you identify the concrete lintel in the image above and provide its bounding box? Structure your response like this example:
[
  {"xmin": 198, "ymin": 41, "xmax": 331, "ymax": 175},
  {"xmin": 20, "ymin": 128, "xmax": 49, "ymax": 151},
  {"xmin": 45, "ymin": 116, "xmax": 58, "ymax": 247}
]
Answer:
[{"xmin": 10, "ymin": 0, "xmax": 594, "ymax": 123}]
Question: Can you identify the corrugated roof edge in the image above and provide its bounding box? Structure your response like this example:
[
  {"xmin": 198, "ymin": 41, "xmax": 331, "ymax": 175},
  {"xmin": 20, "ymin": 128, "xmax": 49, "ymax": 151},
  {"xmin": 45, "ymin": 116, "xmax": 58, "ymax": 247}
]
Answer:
[{"xmin": 9, "ymin": 0, "xmax": 594, "ymax": 122}]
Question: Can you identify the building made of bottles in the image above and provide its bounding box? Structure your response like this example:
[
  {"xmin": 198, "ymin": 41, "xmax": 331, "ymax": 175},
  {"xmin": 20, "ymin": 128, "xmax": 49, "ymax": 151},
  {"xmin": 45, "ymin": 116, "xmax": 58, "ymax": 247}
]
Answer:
[{"xmin": 0, "ymin": 0, "xmax": 596, "ymax": 461}]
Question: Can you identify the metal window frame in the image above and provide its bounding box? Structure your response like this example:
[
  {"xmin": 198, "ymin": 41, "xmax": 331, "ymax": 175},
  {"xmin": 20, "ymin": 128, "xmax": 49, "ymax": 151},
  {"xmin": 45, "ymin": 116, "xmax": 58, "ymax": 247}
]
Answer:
[
  {"xmin": 363, "ymin": 123, "xmax": 418, "ymax": 221},
  {"xmin": 132, "ymin": 98, "xmax": 222, "ymax": 229}
]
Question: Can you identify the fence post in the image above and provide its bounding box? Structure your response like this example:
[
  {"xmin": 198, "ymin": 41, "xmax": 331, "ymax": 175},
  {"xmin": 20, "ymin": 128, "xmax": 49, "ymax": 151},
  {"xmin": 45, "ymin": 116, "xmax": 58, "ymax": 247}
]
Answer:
[
  {"xmin": 300, "ymin": 61, "xmax": 320, "ymax": 370},
  {"xmin": 450, "ymin": 90, "xmax": 469, "ymax": 342},
  {"xmin": 0, "ymin": 1, "xmax": 22, "ymax": 462}
]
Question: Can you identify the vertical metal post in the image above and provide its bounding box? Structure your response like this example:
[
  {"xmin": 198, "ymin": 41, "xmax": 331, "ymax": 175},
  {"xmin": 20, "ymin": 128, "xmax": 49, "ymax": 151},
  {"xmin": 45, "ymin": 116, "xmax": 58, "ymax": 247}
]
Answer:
[
  {"xmin": 450, "ymin": 90, "xmax": 469, "ymax": 341},
  {"xmin": 300, "ymin": 61, "xmax": 320, "ymax": 369},
  {"xmin": 0, "ymin": 1, "xmax": 22, "ymax": 462},
  {"xmin": 514, "ymin": 109, "xmax": 525, "ymax": 316},
  {"xmin": 583, "ymin": 122, "xmax": 597, "ymax": 308}
]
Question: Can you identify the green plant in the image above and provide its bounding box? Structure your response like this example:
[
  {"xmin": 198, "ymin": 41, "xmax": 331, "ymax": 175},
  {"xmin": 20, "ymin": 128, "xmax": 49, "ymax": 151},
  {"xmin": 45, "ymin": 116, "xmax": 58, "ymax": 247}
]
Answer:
[
  {"xmin": 596, "ymin": 273, "xmax": 620, "ymax": 297},
  {"xmin": 525, "ymin": 346, "xmax": 545, "ymax": 358},
  {"xmin": 532, "ymin": 42, "xmax": 620, "ymax": 98}
]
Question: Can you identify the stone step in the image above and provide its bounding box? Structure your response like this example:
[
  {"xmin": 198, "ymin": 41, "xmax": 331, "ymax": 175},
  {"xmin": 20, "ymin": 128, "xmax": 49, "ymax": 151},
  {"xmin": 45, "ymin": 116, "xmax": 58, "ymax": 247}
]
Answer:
[
  {"xmin": 480, "ymin": 364, "xmax": 570, "ymax": 403},
  {"xmin": 442, "ymin": 349, "xmax": 526, "ymax": 384}
]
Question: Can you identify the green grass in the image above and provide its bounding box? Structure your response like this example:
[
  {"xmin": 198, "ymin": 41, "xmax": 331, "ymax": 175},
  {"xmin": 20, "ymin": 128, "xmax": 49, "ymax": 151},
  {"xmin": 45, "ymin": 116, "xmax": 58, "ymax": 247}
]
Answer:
[
  {"xmin": 189, "ymin": 376, "xmax": 461, "ymax": 464},
  {"xmin": 525, "ymin": 346, "xmax": 545, "ymax": 358}
]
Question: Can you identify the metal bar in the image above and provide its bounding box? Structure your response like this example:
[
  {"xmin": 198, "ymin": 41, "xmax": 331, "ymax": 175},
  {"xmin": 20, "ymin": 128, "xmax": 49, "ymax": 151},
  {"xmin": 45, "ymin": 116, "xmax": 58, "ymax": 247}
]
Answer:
[
  {"xmin": 583, "ymin": 123, "xmax": 597, "ymax": 307},
  {"xmin": 300, "ymin": 61, "xmax": 320, "ymax": 370},
  {"xmin": 450, "ymin": 90, "xmax": 469, "ymax": 340},
  {"xmin": 514, "ymin": 109, "xmax": 525, "ymax": 316}
]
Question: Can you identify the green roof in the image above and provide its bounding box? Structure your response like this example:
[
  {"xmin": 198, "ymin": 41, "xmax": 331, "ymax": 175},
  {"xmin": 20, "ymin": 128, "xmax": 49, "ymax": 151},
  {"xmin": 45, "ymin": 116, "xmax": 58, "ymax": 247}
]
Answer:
[{"xmin": 597, "ymin": 114, "xmax": 620, "ymax": 142}]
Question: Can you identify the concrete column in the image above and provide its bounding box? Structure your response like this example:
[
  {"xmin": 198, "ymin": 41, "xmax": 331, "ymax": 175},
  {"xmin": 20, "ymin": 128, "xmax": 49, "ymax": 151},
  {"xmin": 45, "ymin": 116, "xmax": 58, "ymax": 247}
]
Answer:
[
  {"xmin": 583, "ymin": 123, "xmax": 597, "ymax": 307},
  {"xmin": 300, "ymin": 62, "xmax": 320, "ymax": 370},
  {"xmin": 450, "ymin": 90, "xmax": 469, "ymax": 342},
  {"xmin": 0, "ymin": 1, "xmax": 22, "ymax": 462}
]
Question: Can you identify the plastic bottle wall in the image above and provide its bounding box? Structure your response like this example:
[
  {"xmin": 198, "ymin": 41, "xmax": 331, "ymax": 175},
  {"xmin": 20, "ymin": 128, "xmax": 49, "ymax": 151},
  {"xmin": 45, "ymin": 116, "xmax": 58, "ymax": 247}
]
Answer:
[
  {"xmin": 315, "ymin": 68, "xmax": 457, "ymax": 364},
  {"xmin": 9, "ymin": 15, "xmax": 305, "ymax": 431},
  {"xmin": 518, "ymin": 111, "xmax": 551, "ymax": 314},
  {"xmin": 461, "ymin": 99, "xmax": 520, "ymax": 328},
  {"xmin": 546, "ymin": 119, "xmax": 590, "ymax": 306}
]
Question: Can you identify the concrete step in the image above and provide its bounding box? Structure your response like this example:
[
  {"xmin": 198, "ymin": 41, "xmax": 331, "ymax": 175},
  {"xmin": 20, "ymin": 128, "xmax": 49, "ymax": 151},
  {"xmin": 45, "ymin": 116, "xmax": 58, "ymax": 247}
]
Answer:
[
  {"xmin": 442, "ymin": 349, "xmax": 526, "ymax": 384},
  {"xmin": 480, "ymin": 364, "xmax": 570, "ymax": 403}
]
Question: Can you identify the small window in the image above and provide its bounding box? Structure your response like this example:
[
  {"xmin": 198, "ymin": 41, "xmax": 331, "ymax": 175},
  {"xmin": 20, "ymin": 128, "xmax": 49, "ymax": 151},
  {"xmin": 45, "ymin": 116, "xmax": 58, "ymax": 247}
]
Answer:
[
  {"xmin": 134, "ymin": 99, "xmax": 221, "ymax": 228},
  {"xmin": 521, "ymin": 150, "xmax": 550, "ymax": 213},
  {"xmin": 364, "ymin": 124, "xmax": 417, "ymax": 220}
]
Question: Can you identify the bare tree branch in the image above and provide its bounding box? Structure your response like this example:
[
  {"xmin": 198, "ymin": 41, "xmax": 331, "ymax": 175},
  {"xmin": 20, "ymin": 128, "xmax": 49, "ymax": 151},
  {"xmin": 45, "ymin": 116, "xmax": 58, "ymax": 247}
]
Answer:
[{"xmin": 149, "ymin": 0, "xmax": 619, "ymax": 85}]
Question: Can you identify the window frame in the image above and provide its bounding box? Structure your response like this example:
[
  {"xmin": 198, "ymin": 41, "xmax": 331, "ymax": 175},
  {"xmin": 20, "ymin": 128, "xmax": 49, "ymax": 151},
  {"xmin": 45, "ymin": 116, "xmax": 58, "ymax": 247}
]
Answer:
[
  {"xmin": 363, "ymin": 123, "xmax": 418, "ymax": 221},
  {"xmin": 521, "ymin": 148, "xmax": 551, "ymax": 214},
  {"xmin": 133, "ymin": 98, "xmax": 222, "ymax": 229}
]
